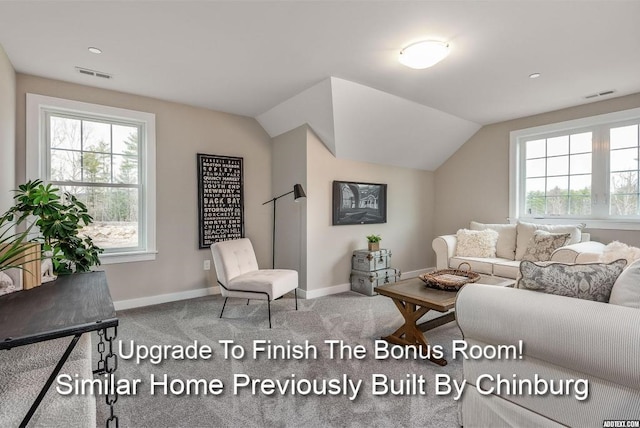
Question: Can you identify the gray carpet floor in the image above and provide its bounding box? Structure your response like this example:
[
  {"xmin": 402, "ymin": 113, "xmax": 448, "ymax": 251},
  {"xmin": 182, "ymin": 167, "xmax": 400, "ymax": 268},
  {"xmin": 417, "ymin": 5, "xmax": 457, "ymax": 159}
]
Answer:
[{"xmin": 95, "ymin": 291, "xmax": 463, "ymax": 427}]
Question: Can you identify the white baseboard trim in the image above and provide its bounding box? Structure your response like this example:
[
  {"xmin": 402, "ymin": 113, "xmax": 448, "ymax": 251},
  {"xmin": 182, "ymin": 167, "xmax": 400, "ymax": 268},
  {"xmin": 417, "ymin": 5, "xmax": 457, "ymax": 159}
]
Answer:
[
  {"xmin": 114, "ymin": 286, "xmax": 221, "ymax": 311},
  {"xmin": 300, "ymin": 267, "xmax": 434, "ymax": 300},
  {"xmin": 299, "ymin": 282, "xmax": 351, "ymax": 299},
  {"xmin": 114, "ymin": 267, "xmax": 436, "ymax": 309}
]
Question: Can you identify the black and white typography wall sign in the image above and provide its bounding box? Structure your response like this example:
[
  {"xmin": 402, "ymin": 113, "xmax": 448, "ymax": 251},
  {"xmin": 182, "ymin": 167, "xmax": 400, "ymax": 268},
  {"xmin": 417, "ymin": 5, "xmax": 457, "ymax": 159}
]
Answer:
[{"xmin": 197, "ymin": 154, "xmax": 244, "ymax": 248}]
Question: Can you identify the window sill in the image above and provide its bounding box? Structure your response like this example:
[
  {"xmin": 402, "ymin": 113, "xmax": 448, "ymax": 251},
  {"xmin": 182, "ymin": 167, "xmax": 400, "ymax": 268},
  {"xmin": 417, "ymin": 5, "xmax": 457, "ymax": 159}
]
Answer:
[
  {"xmin": 100, "ymin": 250, "xmax": 158, "ymax": 265},
  {"xmin": 518, "ymin": 217, "xmax": 640, "ymax": 231}
]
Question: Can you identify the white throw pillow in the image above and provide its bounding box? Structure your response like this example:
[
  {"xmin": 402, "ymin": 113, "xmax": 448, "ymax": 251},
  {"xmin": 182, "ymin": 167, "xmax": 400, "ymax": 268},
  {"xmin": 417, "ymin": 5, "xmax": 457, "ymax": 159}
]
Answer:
[
  {"xmin": 599, "ymin": 241, "xmax": 640, "ymax": 267},
  {"xmin": 470, "ymin": 221, "xmax": 517, "ymax": 260},
  {"xmin": 515, "ymin": 221, "xmax": 584, "ymax": 260},
  {"xmin": 609, "ymin": 259, "xmax": 640, "ymax": 308},
  {"xmin": 455, "ymin": 229, "xmax": 499, "ymax": 258}
]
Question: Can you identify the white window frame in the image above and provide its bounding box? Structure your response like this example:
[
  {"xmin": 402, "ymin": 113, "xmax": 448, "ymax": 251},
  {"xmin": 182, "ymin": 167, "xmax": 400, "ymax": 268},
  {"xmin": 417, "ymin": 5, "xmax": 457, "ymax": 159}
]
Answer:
[
  {"xmin": 510, "ymin": 106, "xmax": 640, "ymax": 231},
  {"xmin": 26, "ymin": 93, "xmax": 157, "ymax": 263}
]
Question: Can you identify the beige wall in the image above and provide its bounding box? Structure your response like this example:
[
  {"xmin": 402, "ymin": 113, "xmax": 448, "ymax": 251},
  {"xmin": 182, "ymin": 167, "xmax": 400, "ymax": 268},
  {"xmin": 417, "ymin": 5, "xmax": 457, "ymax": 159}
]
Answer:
[
  {"xmin": 271, "ymin": 126, "xmax": 307, "ymax": 289},
  {"xmin": 435, "ymin": 92, "xmax": 640, "ymax": 247},
  {"xmin": 0, "ymin": 45, "xmax": 15, "ymax": 213},
  {"xmin": 306, "ymin": 129, "xmax": 435, "ymax": 291},
  {"xmin": 15, "ymin": 74, "xmax": 273, "ymax": 302}
]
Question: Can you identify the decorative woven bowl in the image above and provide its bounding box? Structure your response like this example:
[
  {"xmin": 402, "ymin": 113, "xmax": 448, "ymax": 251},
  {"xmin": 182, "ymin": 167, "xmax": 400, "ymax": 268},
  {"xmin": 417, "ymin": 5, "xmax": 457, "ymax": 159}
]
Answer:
[{"xmin": 418, "ymin": 262, "xmax": 480, "ymax": 291}]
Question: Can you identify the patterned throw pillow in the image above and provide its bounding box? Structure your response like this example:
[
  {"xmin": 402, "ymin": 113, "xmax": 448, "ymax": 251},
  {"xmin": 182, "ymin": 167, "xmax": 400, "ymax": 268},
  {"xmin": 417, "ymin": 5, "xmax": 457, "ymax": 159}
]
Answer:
[
  {"xmin": 455, "ymin": 229, "xmax": 499, "ymax": 258},
  {"xmin": 517, "ymin": 259, "xmax": 627, "ymax": 302},
  {"xmin": 521, "ymin": 230, "xmax": 571, "ymax": 262}
]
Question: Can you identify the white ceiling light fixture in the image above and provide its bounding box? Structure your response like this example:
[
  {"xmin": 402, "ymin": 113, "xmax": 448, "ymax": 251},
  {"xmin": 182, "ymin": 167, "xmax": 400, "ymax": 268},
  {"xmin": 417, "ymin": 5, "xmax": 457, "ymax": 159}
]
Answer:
[
  {"xmin": 88, "ymin": 47, "xmax": 102, "ymax": 54},
  {"xmin": 529, "ymin": 72, "xmax": 541, "ymax": 79},
  {"xmin": 399, "ymin": 40, "xmax": 450, "ymax": 69}
]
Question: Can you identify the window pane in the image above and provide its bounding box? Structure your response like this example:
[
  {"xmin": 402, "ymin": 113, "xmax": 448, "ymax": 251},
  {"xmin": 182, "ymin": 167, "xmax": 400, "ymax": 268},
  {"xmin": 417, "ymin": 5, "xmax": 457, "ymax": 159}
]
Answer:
[
  {"xmin": 61, "ymin": 186, "xmax": 140, "ymax": 250},
  {"xmin": 546, "ymin": 196, "xmax": 568, "ymax": 215},
  {"xmin": 525, "ymin": 196, "xmax": 545, "ymax": 216},
  {"xmin": 547, "ymin": 155, "xmax": 569, "ymax": 176},
  {"xmin": 526, "ymin": 158, "xmax": 545, "ymax": 178},
  {"xmin": 610, "ymin": 125, "xmax": 639, "ymax": 150},
  {"xmin": 569, "ymin": 174, "xmax": 591, "ymax": 192},
  {"xmin": 547, "ymin": 176, "xmax": 568, "ymax": 194},
  {"xmin": 50, "ymin": 116, "xmax": 81, "ymax": 150},
  {"xmin": 83, "ymin": 120, "xmax": 111, "ymax": 152},
  {"xmin": 610, "ymin": 171, "xmax": 638, "ymax": 194},
  {"xmin": 50, "ymin": 149, "xmax": 81, "ymax": 181},
  {"xmin": 113, "ymin": 155, "xmax": 138, "ymax": 184},
  {"xmin": 570, "ymin": 132, "xmax": 592, "ymax": 154},
  {"xmin": 526, "ymin": 177, "xmax": 545, "ymax": 193},
  {"xmin": 610, "ymin": 194, "xmax": 639, "ymax": 216},
  {"xmin": 82, "ymin": 152, "xmax": 112, "ymax": 183},
  {"xmin": 526, "ymin": 139, "xmax": 546, "ymax": 159},
  {"xmin": 610, "ymin": 148, "xmax": 639, "ymax": 172},
  {"xmin": 570, "ymin": 153, "xmax": 591, "ymax": 174},
  {"xmin": 569, "ymin": 196, "xmax": 591, "ymax": 215},
  {"xmin": 547, "ymin": 136, "xmax": 569, "ymax": 156},
  {"xmin": 113, "ymin": 125, "xmax": 138, "ymax": 155}
]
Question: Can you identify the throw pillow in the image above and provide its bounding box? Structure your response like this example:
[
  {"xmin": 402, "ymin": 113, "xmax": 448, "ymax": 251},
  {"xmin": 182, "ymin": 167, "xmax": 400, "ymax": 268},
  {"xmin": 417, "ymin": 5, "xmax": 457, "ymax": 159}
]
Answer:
[
  {"xmin": 521, "ymin": 230, "xmax": 571, "ymax": 262},
  {"xmin": 455, "ymin": 229, "xmax": 499, "ymax": 258},
  {"xmin": 609, "ymin": 259, "xmax": 640, "ymax": 309},
  {"xmin": 470, "ymin": 221, "xmax": 517, "ymax": 260},
  {"xmin": 515, "ymin": 221, "xmax": 585, "ymax": 260},
  {"xmin": 599, "ymin": 241, "xmax": 640, "ymax": 267},
  {"xmin": 517, "ymin": 259, "xmax": 626, "ymax": 302}
]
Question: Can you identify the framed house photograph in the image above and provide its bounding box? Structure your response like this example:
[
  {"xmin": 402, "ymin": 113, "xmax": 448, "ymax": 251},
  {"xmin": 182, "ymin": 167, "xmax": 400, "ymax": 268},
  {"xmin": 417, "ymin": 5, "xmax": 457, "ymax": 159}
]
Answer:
[{"xmin": 332, "ymin": 181, "xmax": 387, "ymax": 225}]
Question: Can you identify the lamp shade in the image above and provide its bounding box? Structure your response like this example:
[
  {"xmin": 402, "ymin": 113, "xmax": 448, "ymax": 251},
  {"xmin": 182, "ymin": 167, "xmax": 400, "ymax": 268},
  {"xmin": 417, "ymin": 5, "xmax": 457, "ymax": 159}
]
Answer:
[
  {"xmin": 293, "ymin": 184, "xmax": 306, "ymax": 200},
  {"xmin": 399, "ymin": 40, "xmax": 450, "ymax": 69}
]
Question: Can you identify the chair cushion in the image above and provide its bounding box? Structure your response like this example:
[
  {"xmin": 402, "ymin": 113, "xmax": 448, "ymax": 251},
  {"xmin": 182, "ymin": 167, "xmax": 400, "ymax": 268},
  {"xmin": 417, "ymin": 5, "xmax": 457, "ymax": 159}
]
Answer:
[
  {"xmin": 228, "ymin": 269, "xmax": 298, "ymax": 300},
  {"xmin": 515, "ymin": 221, "xmax": 584, "ymax": 260},
  {"xmin": 211, "ymin": 238, "xmax": 259, "ymax": 285},
  {"xmin": 609, "ymin": 259, "xmax": 640, "ymax": 308},
  {"xmin": 470, "ymin": 221, "xmax": 517, "ymax": 260}
]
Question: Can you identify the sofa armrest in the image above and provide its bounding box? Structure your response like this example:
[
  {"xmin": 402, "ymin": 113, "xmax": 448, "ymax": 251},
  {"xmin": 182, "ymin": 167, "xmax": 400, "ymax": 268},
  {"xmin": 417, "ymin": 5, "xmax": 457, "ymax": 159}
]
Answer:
[
  {"xmin": 551, "ymin": 241, "xmax": 605, "ymax": 263},
  {"xmin": 456, "ymin": 284, "xmax": 640, "ymax": 390},
  {"xmin": 432, "ymin": 235, "xmax": 457, "ymax": 270}
]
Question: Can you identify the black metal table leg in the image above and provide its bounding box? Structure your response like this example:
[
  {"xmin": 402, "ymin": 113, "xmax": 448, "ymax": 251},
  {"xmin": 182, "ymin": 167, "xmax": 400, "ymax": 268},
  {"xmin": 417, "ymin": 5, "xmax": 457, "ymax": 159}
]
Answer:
[{"xmin": 20, "ymin": 334, "xmax": 82, "ymax": 428}]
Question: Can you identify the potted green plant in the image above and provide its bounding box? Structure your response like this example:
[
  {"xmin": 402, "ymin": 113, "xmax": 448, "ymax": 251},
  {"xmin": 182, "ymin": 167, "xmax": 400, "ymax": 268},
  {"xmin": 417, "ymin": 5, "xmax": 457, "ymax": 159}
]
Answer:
[
  {"xmin": 2, "ymin": 179, "xmax": 103, "ymax": 275},
  {"xmin": 367, "ymin": 234, "xmax": 382, "ymax": 251}
]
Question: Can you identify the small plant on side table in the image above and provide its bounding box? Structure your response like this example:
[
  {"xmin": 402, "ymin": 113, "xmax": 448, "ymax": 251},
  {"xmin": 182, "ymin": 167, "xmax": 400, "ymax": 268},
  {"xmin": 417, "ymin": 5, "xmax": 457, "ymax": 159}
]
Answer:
[{"xmin": 366, "ymin": 234, "xmax": 381, "ymax": 251}]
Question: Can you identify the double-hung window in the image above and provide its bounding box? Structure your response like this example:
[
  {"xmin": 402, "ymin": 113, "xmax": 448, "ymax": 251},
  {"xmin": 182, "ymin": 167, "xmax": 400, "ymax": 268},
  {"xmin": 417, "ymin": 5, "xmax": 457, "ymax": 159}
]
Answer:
[
  {"xmin": 510, "ymin": 107, "xmax": 640, "ymax": 229},
  {"xmin": 26, "ymin": 94, "xmax": 156, "ymax": 263}
]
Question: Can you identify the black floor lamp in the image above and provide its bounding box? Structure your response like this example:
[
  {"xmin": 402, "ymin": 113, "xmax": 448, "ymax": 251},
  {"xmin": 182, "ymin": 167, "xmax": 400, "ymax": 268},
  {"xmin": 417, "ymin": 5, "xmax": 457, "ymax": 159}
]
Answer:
[{"xmin": 263, "ymin": 183, "xmax": 306, "ymax": 268}]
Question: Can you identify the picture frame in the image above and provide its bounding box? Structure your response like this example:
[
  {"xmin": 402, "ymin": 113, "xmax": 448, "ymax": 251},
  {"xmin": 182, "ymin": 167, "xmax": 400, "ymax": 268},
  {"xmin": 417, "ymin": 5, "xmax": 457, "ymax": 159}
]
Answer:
[
  {"xmin": 197, "ymin": 154, "xmax": 244, "ymax": 249},
  {"xmin": 332, "ymin": 180, "xmax": 387, "ymax": 226}
]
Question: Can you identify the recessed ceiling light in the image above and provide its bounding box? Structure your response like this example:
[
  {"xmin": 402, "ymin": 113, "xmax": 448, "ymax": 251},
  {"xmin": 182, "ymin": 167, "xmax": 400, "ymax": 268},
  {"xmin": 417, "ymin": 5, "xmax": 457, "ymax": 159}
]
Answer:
[
  {"xmin": 88, "ymin": 47, "xmax": 102, "ymax": 54},
  {"xmin": 529, "ymin": 72, "xmax": 541, "ymax": 79},
  {"xmin": 399, "ymin": 40, "xmax": 450, "ymax": 69}
]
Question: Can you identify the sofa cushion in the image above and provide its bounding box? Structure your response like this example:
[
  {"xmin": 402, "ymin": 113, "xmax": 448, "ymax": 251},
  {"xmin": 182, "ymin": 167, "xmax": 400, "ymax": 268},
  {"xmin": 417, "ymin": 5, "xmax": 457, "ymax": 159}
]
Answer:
[
  {"xmin": 449, "ymin": 256, "xmax": 507, "ymax": 275},
  {"xmin": 455, "ymin": 229, "xmax": 499, "ymax": 258},
  {"xmin": 470, "ymin": 221, "xmax": 517, "ymax": 260},
  {"xmin": 517, "ymin": 259, "xmax": 626, "ymax": 302},
  {"xmin": 493, "ymin": 260, "xmax": 521, "ymax": 279},
  {"xmin": 521, "ymin": 230, "xmax": 571, "ymax": 262},
  {"xmin": 609, "ymin": 259, "xmax": 640, "ymax": 308},
  {"xmin": 515, "ymin": 221, "xmax": 584, "ymax": 260}
]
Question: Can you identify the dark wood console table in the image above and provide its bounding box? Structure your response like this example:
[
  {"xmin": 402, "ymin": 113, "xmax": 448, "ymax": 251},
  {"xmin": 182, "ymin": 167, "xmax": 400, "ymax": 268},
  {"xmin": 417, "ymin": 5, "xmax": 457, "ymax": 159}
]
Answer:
[{"xmin": 0, "ymin": 271, "xmax": 119, "ymax": 427}]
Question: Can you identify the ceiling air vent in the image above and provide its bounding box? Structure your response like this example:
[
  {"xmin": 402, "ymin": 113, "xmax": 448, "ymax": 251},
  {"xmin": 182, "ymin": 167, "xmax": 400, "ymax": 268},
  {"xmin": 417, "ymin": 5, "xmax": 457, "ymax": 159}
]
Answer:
[
  {"xmin": 75, "ymin": 67, "xmax": 112, "ymax": 80},
  {"xmin": 584, "ymin": 90, "xmax": 615, "ymax": 99}
]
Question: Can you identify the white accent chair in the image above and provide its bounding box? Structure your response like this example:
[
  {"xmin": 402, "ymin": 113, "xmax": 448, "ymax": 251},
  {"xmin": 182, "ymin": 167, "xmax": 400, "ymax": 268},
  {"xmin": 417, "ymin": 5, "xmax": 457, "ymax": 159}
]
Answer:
[{"xmin": 210, "ymin": 238, "xmax": 298, "ymax": 328}]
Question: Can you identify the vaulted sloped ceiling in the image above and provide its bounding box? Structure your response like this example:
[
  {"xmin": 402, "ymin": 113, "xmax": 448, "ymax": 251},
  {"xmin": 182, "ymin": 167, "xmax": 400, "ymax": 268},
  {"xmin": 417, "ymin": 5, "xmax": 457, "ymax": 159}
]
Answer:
[{"xmin": 257, "ymin": 77, "xmax": 481, "ymax": 171}]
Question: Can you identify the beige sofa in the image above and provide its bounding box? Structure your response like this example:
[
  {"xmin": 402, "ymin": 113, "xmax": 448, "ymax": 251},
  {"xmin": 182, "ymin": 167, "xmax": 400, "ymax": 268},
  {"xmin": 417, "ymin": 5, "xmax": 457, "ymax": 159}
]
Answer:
[
  {"xmin": 432, "ymin": 221, "xmax": 605, "ymax": 279},
  {"xmin": 456, "ymin": 283, "xmax": 640, "ymax": 426}
]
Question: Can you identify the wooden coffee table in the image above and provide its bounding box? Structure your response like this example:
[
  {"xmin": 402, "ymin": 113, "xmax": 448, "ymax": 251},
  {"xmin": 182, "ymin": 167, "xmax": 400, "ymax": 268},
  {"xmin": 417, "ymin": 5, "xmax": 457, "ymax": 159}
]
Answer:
[{"xmin": 375, "ymin": 275, "xmax": 514, "ymax": 366}]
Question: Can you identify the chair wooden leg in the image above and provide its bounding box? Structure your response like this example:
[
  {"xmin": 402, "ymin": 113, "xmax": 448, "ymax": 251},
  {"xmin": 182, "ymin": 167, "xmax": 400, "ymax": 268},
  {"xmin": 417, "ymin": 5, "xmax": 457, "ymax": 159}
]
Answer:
[
  {"xmin": 294, "ymin": 288, "xmax": 298, "ymax": 310},
  {"xmin": 268, "ymin": 299, "xmax": 272, "ymax": 329},
  {"xmin": 246, "ymin": 299, "xmax": 250, "ymax": 305},
  {"xmin": 220, "ymin": 297, "xmax": 228, "ymax": 318}
]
